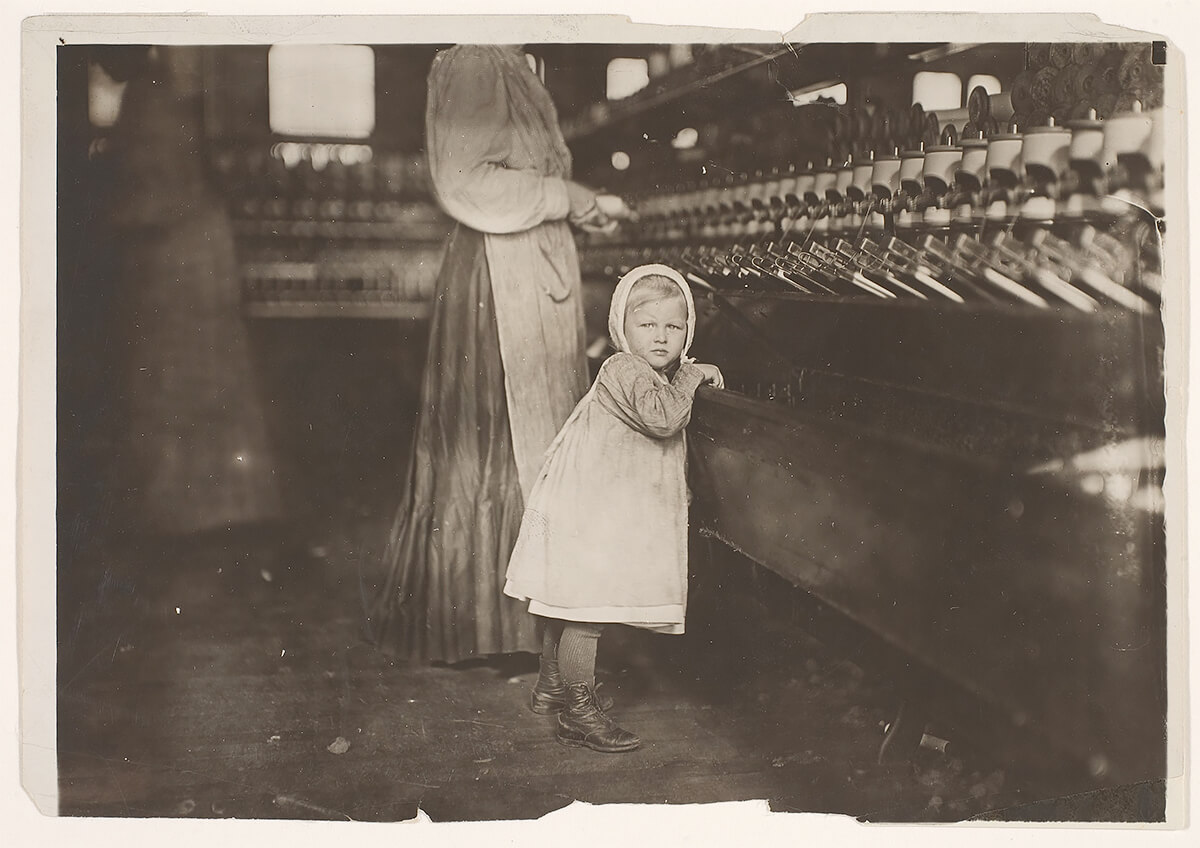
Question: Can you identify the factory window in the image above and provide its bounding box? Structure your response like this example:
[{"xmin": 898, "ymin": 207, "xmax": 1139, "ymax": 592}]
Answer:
[
  {"xmin": 789, "ymin": 82, "xmax": 848, "ymax": 107},
  {"xmin": 966, "ymin": 74, "xmax": 1002, "ymax": 96},
  {"xmin": 526, "ymin": 52, "xmax": 545, "ymax": 82},
  {"xmin": 668, "ymin": 44, "xmax": 694, "ymax": 68},
  {"xmin": 268, "ymin": 44, "xmax": 375, "ymax": 139},
  {"xmin": 88, "ymin": 60, "xmax": 128, "ymax": 128},
  {"xmin": 607, "ymin": 58, "xmax": 649, "ymax": 101},
  {"xmin": 912, "ymin": 71, "xmax": 962, "ymax": 110}
]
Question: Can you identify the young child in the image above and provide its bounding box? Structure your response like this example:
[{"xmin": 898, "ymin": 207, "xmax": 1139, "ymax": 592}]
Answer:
[{"xmin": 503, "ymin": 263, "xmax": 724, "ymax": 753}]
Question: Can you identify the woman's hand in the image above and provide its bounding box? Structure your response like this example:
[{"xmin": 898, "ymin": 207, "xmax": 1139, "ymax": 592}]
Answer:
[
  {"xmin": 595, "ymin": 194, "xmax": 638, "ymax": 222},
  {"xmin": 695, "ymin": 363, "xmax": 725, "ymax": 389},
  {"xmin": 566, "ymin": 187, "xmax": 635, "ymax": 233},
  {"xmin": 576, "ymin": 215, "xmax": 619, "ymax": 235}
]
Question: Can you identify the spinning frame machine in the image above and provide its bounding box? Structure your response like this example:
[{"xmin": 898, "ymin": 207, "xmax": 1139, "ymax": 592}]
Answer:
[{"xmin": 571, "ymin": 41, "xmax": 1168, "ymax": 788}]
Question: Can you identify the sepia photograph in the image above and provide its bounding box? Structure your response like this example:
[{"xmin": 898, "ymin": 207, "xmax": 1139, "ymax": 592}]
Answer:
[{"xmin": 14, "ymin": 4, "xmax": 1191, "ymax": 841}]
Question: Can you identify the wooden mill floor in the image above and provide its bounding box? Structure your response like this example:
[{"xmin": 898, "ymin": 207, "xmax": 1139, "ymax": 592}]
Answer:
[{"xmin": 59, "ymin": 500, "xmax": 1143, "ymax": 825}]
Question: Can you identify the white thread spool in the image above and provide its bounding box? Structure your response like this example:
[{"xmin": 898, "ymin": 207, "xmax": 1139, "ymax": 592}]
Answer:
[
  {"xmin": 870, "ymin": 153, "xmax": 901, "ymax": 196},
  {"xmin": 900, "ymin": 148, "xmax": 926, "ymax": 192},
  {"xmin": 923, "ymin": 145, "xmax": 964, "ymax": 191},
  {"xmin": 1022, "ymin": 120, "xmax": 1072, "ymax": 180},
  {"xmin": 985, "ymin": 130, "xmax": 1024, "ymax": 180}
]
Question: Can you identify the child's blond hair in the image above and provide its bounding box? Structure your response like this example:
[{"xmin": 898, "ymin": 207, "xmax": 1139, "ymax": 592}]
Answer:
[{"xmin": 624, "ymin": 275, "xmax": 686, "ymax": 317}]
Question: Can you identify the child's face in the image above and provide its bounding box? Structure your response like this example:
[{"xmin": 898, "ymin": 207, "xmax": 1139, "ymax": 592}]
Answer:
[{"xmin": 624, "ymin": 294, "xmax": 688, "ymax": 372}]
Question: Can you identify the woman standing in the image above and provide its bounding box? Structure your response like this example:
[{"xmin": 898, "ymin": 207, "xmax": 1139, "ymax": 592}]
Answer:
[
  {"xmin": 101, "ymin": 45, "xmax": 284, "ymax": 536},
  {"xmin": 366, "ymin": 45, "xmax": 633, "ymax": 663}
]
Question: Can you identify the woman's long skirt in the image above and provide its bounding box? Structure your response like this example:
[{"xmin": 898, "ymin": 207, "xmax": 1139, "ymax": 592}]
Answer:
[{"xmin": 365, "ymin": 226, "xmax": 539, "ymax": 663}]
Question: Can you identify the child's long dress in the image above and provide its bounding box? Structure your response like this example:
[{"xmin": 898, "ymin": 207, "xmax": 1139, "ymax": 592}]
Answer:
[{"xmin": 504, "ymin": 352, "xmax": 706, "ymax": 633}]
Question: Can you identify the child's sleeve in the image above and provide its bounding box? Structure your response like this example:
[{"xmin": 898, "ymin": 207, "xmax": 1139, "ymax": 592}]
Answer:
[{"xmin": 597, "ymin": 354, "xmax": 707, "ymax": 439}]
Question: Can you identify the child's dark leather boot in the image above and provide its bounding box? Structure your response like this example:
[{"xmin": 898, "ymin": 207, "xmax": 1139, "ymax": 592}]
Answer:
[
  {"xmin": 556, "ymin": 682, "xmax": 640, "ymax": 753},
  {"xmin": 531, "ymin": 658, "xmax": 612, "ymax": 714},
  {"xmin": 530, "ymin": 657, "xmax": 567, "ymax": 714}
]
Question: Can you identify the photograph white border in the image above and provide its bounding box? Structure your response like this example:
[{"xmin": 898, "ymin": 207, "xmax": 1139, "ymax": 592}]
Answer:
[{"xmin": 8, "ymin": 2, "xmax": 1195, "ymax": 845}]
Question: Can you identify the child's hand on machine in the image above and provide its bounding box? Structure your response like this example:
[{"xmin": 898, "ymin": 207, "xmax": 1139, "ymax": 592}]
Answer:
[{"xmin": 696, "ymin": 363, "xmax": 724, "ymax": 389}]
